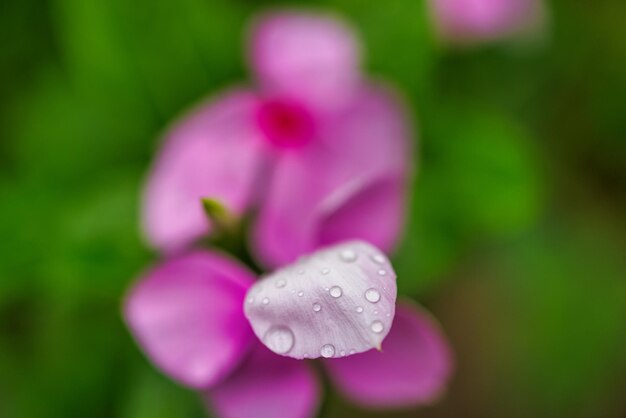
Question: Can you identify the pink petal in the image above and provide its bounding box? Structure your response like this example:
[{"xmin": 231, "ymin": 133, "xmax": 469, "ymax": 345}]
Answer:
[
  {"xmin": 317, "ymin": 176, "xmax": 406, "ymax": 250},
  {"xmin": 249, "ymin": 11, "xmax": 361, "ymax": 112},
  {"xmin": 244, "ymin": 241, "xmax": 397, "ymax": 360},
  {"xmin": 325, "ymin": 301, "xmax": 453, "ymax": 408},
  {"xmin": 252, "ymin": 86, "xmax": 412, "ymax": 268},
  {"xmin": 206, "ymin": 344, "xmax": 321, "ymax": 418},
  {"xmin": 142, "ymin": 90, "xmax": 268, "ymax": 253},
  {"xmin": 429, "ymin": 0, "xmax": 543, "ymax": 43},
  {"xmin": 124, "ymin": 251, "xmax": 255, "ymax": 389}
]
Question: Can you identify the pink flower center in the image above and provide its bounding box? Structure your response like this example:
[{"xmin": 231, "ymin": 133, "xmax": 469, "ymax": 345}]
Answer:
[{"xmin": 257, "ymin": 98, "xmax": 315, "ymax": 148}]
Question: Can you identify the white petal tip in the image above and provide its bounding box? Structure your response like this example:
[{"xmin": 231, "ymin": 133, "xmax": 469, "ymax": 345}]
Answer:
[{"xmin": 244, "ymin": 240, "xmax": 398, "ymax": 359}]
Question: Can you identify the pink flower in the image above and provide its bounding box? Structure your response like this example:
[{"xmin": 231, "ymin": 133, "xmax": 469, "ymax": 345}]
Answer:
[
  {"xmin": 130, "ymin": 11, "xmax": 452, "ymax": 417},
  {"xmin": 125, "ymin": 241, "xmax": 452, "ymax": 417},
  {"xmin": 428, "ymin": 0, "xmax": 544, "ymax": 44},
  {"xmin": 142, "ymin": 11, "xmax": 412, "ymax": 268}
]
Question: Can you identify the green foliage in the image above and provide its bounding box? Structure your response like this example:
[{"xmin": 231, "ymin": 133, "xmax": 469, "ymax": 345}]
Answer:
[{"xmin": 0, "ymin": 0, "xmax": 625, "ymax": 417}]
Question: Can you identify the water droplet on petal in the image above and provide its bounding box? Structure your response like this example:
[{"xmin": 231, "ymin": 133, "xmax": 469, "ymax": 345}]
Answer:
[
  {"xmin": 340, "ymin": 350, "xmax": 346, "ymax": 356},
  {"xmin": 263, "ymin": 326, "xmax": 295, "ymax": 354},
  {"xmin": 303, "ymin": 353, "xmax": 309, "ymax": 358},
  {"xmin": 374, "ymin": 310, "xmax": 379, "ymax": 315},
  {"xmin": 356, "ymin": 306, "xmax": 364, "ymax": 313},
  {"xmin": 386, "ymin": 312, "xmax": 391, "ymax": 317},
  {"xmin": 262, "ymin": 297, "xmax": 270, "ymax": 305},
  {"xmin": 297, "ymin": 291, "xmax": 304, "ymax": 297},
  {"xmin": 313, "ymin": 303, "xmax": 322, "ymax": 312},
  {"xmin": 365, "ymin": 288, "xmax": 381, "ymax": 303},
  {"xmin": 321, "ymin": 268, "xmax": 330, "ymax": 275},
  {"xmin": 349, "ymin": 349, "xmax": 355, "ymax": 355},
  {"xmin": 371, "ymin": 254, "xmax": 386, "ymax": 264},
  {"xmin": 339, "ymin": 249, "xmax": 357, "ymax": 262},
  {"xmin": 320, "ymin": 344, "xmax": 335, "ymax": 358},
  {"xmin": 329, "ymin": 286, "xmax": 343, "ymax": 298},
  {"xmin": 275, "ymin": 279, "xmax": 286, "ymax": 288},
  {"xmin": 377, "ymin": 269, "xmax": 387, "ymax": 276},
  {"xmin": 247, "ymin": 297, "xmax": 254, "ymax": 304},
  {"xmin": 371, "ymin": 320, "xmax": 384, "ymax": 334}
]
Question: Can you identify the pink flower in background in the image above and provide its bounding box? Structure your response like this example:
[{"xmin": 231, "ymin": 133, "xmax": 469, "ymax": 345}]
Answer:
[
  {"xmin": 142, "ymin": 11, "xmax": 412, "ymax": 268},
  {"xmin": 131, "ymin": 11, "xmax": 452, "ymax": 418},
  {"xmin": 125, "ymin": 241, "xmax": 452, "ymax": 418},
  {"xmin": 428, "ymin": 0, "xmax": 544, "ymax": 44}
]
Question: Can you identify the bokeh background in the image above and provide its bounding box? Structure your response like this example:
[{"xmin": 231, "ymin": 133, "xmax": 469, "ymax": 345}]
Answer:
[{"xmin": 1, "ymin": 0, "xmax": 625, "ymax": 417}]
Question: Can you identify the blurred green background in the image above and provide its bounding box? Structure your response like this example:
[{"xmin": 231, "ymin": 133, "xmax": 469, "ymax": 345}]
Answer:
[{"xmin": 1, "ymin": 0, "xmax": 625, "ymax": 417}]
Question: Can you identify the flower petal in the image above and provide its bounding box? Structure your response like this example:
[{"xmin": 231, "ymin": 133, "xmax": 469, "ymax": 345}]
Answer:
[
  {"xmin": 206, "ymin": 344, "xmax": 321, "ymax": 418},
  {"xmin": 252, "ymin": 86, "xmax": 412, "ymax": 268},
  {"xmin": 249, "ymin": 11, "xmax": 361, "ymax": 112},
  {"xmin": 428, "ymin": 0, "xmax": 543, "ymax": 43},
  {"xmin": 142, "ymin": 90, "xmax": 267, "ymax": 253},
  {"xmin": 244, "ymin": 241, "xmax": 397, "ymax": 360},
  {"xmin": 124, "ymin": 251, "xmax": 255, "ymax": 389},
  {"xmin": 317, "ymin": 176, "xmax": 406, "ymax": 251},
  {"xmin": 324, "ymin": 301, "xmax": 453, "ymax": 408}
]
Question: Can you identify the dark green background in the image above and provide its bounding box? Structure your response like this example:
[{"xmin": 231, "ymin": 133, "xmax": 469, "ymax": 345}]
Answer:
[{"xmin": 1, "ymin": 0, "xmax": 625, "ymax": 417}]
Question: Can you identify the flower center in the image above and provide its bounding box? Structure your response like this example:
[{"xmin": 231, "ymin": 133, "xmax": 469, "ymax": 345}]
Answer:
[{"xmin": 257, "ymin": 98, "xmax": 315, "ymax": 149}]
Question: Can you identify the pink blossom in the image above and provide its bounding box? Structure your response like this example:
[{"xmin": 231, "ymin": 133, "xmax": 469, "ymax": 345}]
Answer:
[
  {"xmin": 142, "ymin": 11, "xmax": 412, "ymax": 268},
  {"xmin": 125, "ymin": 241, "xmax": 452, "ymax": 417},
  {"xmin": 129, "ymin": 12, "xmax": 452, "ymax": 417},
  {"xmin": 428, "ymin": 0, "xmax": 544, "ymax": 44}
]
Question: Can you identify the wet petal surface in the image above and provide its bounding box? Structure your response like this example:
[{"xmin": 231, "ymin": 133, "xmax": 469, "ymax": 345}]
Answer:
[{"xmin": 244, "ymin": 241, "xmax": 397, "ymax": 359}]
